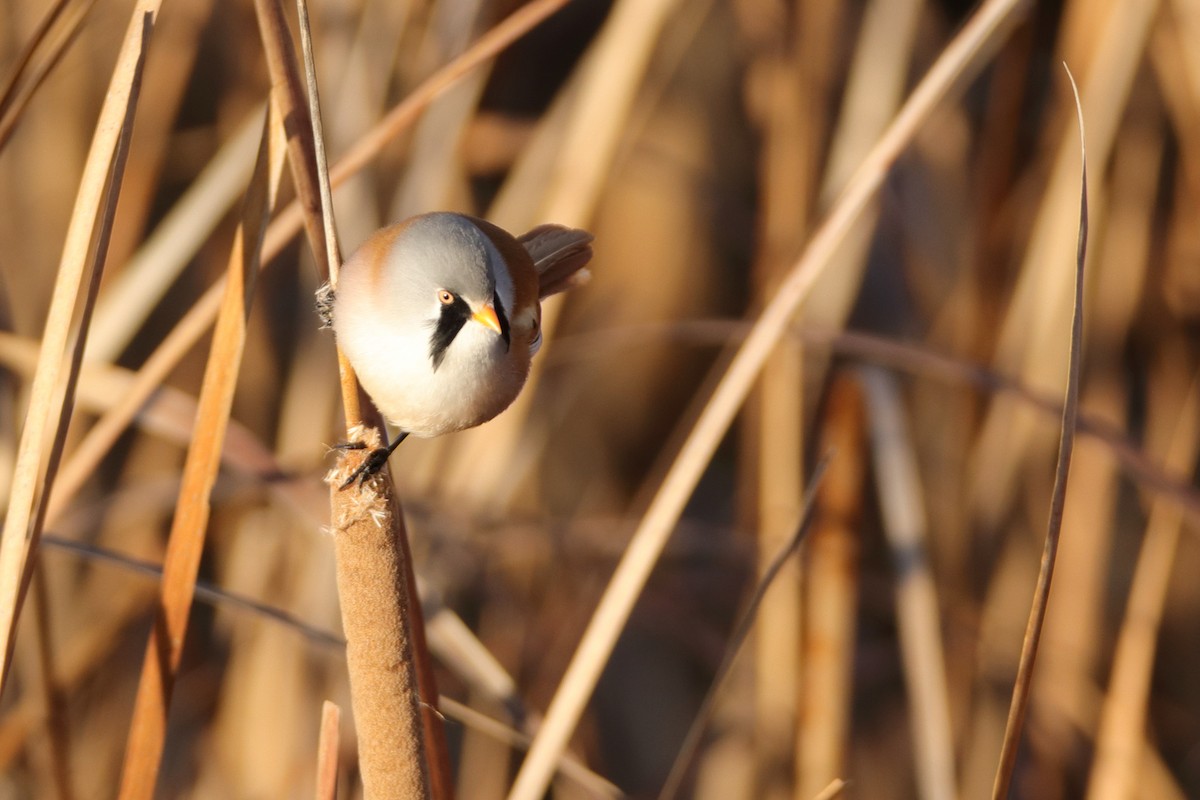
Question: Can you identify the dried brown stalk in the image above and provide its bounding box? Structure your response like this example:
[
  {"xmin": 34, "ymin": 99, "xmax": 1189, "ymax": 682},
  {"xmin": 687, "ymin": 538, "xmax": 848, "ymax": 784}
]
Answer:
[
  {"xmin": 0, "ymin": 1, "xmax": 157, "ymax": 692},
  {"xmin": 116, "ymin": 103, "xmax": 286, "ymax": 800},
  {"xmin": 799, "ymin": 376, "xmax": 864, "ymax": 798},
  {"xmin": 285, "ymin": 0, "xmax": 442, "ymax": 791}
]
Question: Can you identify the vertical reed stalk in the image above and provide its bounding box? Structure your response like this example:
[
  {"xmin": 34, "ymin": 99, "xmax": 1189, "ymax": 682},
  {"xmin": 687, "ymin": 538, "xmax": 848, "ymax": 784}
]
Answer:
[{"xmin": 116, "ymin": 105, "xmax": 285, "ymax": 800}]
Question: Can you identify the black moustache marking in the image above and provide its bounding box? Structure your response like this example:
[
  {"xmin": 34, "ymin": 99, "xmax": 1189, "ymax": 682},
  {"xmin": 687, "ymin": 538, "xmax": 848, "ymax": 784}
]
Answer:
[
  {"xmin": 493, "ymin": 291, "xmax": 511, "ymax": 350},
  {"xmin": 429, "ymin": 295, "xmax": 470, "ymax": 371}
]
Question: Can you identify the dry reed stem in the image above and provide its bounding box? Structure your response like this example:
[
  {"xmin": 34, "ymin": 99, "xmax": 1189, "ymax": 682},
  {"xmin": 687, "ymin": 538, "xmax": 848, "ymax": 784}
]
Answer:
[
  {"xmin": 744, "ymin": 6, "xmax": 809, "ymax": 791},
  {"xmin": 0, "ymin": 0, "xmax": 96, "ymax": 154},
  {"xmin": 1087, "ymin": 370, "xmax": 1200, "ymax": 799},
  {"xmin": 506, "ymin": 2, "xmax": 1027, "ymax": 796},
  {"xmin": 0, "ymin": 1, "xmax": 156, "ymax": 692},
  {"xmin": 861, "ymin": 367, "xmax": 956, "ymax": 800},
  {"xmin": 1149, "ymin": 19, "xmax": 1200, "ymax": 205},
  {"xmin": 316, "ymin": 700, "xmax": 341, "ymax": 800},
  {"xmin": 389, "ymin": 0, "xmax": 489, "ymax": 218},
  {"xmin": 326, "ymin": 431, "xmax": 432, "ymax": 800},
  {"xmin": 815, "ymin": 329, "xmax": 1200, "ymax": 523},
  {"xmin": 799, "ymin": 376, "xmax": 864, "ymax": 799},
  {"xmin": 289, "ymin": 0, "xmax": 446, "ymax": 792},
  {"xmin": 797, "ymin": 0, "xmax": 922, "ymax": 434},
  {"xmin": 252, "ymin": 0, "xmax": 325, "ymax": 274},
  {"xmin": 116, "ymin": 104, "xmax": 285, "ymax": 800},
  {"xmin": 990, "ymin": 67, "xmax": 1088, "ymax": 800},
  {"xmin": 794, "ymin": 0, "xmax": 921, "ymax": 792},
  {"xmin": 659, "ymin": 458, "xmax": 828, "ymax": 800},
  {"xmin": 42, "ymin": 0, "xmax": 567, "ymax": 553},
  {"xmin": 1152, "ymin": 2, "xmax": 1200, "ymax": 202},
  {"xmin": 294, "ymin": 0, "xmax": 359, "ymax": 429},
  {"xmin": 437, "ymin": 697, "xmax": 621, "ymax": 798},
  {"xmin": 1034, "ymin": 673, "xmax": 1187, "ymax": 800}
]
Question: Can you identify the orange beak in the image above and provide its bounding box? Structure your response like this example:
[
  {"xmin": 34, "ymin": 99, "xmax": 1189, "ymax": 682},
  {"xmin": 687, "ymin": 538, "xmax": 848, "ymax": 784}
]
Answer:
[{"xmin": 471, "ymin": 304, "xmax": 503, "ymax": 336}]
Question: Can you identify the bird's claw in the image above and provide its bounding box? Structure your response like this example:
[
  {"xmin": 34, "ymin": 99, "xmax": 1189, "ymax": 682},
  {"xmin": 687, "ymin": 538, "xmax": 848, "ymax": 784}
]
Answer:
[{"xmin": 339, "ymin": 446, "xmax": 393, "ymax": 489}]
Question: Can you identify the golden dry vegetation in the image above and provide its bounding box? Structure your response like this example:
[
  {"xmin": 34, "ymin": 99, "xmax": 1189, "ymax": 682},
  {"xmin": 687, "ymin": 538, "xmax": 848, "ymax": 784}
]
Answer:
[{"xmin": 0, "ymin": 0, "xmax": 1198, "ymax": 798}]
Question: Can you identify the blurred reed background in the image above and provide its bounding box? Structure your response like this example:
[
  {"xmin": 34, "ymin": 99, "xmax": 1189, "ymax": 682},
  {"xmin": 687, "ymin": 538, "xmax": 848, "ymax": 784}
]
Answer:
[{"xmin": 0, "ymin": 0, "xmax": 1198, "ymax": 797}]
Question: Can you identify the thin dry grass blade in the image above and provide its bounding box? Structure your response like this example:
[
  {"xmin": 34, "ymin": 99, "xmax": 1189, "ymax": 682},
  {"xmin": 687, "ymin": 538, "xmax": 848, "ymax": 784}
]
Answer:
[
  {"xmin": 0, "ymin": 0, "xmax": 157, "ymax": 693},
  {"xmin": 437, "ymin": 696, "xmax": 622, "ymax": 798},
  {"xmin": 990, "ymin": 67, "xmax": 1088, "ymax": 800},
  {"xmin": 659, "ymin": 457, "xmax": 829, "ymax": 800},
  {"xmin": 970, "ymin": 0, "xmax": 1156, "ymax": 528},
  {"xmin": 294, "ymin": 0, "xmax": 359, "ymax": 427},
  {"xmin": 116, "ymin": 102, "xmax": 286, "ymax": 800},
  {"xmin": 506, "ymin": 3, "xmax": 1027, "ymax": 796},
  {"xmin": 315, "ymin": 701, "xmax": 341, "ymax": 800}
]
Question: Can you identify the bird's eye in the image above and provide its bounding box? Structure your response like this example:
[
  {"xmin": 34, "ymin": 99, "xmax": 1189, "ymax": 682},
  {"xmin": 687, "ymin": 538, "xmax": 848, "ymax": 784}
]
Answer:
[{"xmin": 437, "ymin": 289, "xmax": 454, "ymax": 305}]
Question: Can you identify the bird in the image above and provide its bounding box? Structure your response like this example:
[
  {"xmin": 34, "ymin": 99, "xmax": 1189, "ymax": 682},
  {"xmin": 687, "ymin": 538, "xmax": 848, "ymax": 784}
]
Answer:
[{"xmin": 319, "ymin": 211, "xmax": 594, "ymax": 487}]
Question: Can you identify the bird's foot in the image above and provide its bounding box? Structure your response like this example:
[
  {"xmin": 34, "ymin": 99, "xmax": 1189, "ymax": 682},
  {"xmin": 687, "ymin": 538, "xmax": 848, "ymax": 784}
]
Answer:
[
  {"xmin": 338, "ymin": 446, "xmax": 393, "ymax": 489},
  {"xmin": 335, "ymin": 431, "xmax": 408, "ymax": 489}
]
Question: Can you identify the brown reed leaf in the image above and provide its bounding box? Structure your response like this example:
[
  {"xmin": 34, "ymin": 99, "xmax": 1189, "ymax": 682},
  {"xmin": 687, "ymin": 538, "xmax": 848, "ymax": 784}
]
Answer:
[
  {"xmin": 0, "ymin": 1, "xmax": 156, "ymax": 693},
  {"xmin": 990, "ymin": 65, "xmax": 1088, "ymax": 800},
  {"xmin": 116, "ymin": 101, "xmax": 286, "ymax": 800}
]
